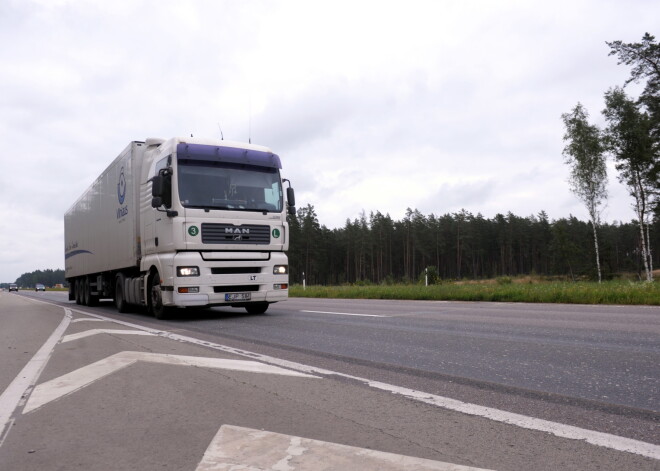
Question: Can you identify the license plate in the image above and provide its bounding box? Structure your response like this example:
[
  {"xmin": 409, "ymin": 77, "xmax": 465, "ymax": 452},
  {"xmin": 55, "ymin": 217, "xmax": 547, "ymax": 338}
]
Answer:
[{"xmin": 225, "ymin": 293, "xmax": 251, "ymax": 301}]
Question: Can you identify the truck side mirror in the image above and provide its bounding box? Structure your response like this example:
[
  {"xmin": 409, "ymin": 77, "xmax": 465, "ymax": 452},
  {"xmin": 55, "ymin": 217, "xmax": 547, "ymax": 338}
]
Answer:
[
  {"xmin": 150, "ymin": 170, "xmax": 172, "ymax": 208},
  {"xmin": 286, "ymin": 187, "xmax": 296, "ymax": 216},
  {"xmin": 151, "ymin": 175, "xmax": 164, "ymax": 198}
]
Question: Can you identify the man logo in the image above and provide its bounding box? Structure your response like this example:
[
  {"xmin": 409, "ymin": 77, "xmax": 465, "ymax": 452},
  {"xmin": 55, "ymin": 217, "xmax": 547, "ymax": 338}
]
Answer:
[{"xmin": 225, "ymin": 228, "xmax": 250, "ymax": 234}]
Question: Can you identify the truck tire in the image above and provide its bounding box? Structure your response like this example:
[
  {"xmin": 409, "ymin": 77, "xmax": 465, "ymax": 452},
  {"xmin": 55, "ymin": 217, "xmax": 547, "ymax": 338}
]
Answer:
[
  {"xmin": 245, "ymin": 302, "xmax": 269, "ymax": 314},
  {"xmin": 82, "ymin": 278, "xmax": 90, "ymax": 306},
  {"xmin": 148, "ymin": 272, "xmax": 171, "ymax": 320},
  {"xmin": 86, "ymin": 277, "xmax": 99, "ymax": 307},
  {"xmin": 75, "ymin": 278, "xmax": 83, "ymax": 305},
  {"xmin": 115, "ymin": 274, "xmax": 129, "ymax": 313}
]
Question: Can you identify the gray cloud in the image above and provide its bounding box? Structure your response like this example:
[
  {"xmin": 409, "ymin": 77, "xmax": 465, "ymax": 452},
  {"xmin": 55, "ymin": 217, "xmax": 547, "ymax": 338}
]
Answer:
[{"xmin": 0, "ymin": 0, "xmax": 657, "ymax": 281}]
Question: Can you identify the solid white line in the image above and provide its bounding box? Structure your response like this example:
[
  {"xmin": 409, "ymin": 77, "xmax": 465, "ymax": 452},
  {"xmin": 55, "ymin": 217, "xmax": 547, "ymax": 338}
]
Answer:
[
  {"xmin": 0, "ymin": 308, "xmax": 71, "ymax": 447},
  {"xmin": 301, "ymin": 310, "xmax": 388, "ymax": 318},
  {"xmin": 49, "ymin": 304, "xmax": 660, "ymax": 460},
  {"xmin": 363, "ymin": 380, "xmax": 660, "ymax": 460}
]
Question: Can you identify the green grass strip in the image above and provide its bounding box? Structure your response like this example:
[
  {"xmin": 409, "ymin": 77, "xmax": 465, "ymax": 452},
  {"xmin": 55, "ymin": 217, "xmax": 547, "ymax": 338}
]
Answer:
[{"xmin": 290, "ymin": 280, "xmax": 660, "ymax": 305}]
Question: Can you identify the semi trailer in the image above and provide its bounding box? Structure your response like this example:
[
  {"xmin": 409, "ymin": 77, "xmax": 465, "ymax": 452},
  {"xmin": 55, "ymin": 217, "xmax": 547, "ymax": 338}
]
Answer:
[{"xmin": 64, "ymin": 136, "xmax": 295, "ymax": 318}]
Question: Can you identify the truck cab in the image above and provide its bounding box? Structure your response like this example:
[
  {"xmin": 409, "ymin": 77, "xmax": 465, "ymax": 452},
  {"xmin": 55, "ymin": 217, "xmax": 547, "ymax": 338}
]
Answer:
[{"xmin": 141, "ymin": 138, "xmax": 295, "ymax": 317}]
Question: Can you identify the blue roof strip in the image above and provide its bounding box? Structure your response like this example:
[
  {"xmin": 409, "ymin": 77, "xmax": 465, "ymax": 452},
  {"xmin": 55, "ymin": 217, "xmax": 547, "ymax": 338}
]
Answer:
[{"xmin": 176, "ymin": 143, "xmax": 282, "ymax": 169}]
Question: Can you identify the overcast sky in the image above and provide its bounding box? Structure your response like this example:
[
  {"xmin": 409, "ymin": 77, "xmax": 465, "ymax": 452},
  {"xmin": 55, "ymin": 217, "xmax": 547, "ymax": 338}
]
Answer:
[{"xmin": 0, "ymin": 0, "xmax": 657, "ymax": 283}]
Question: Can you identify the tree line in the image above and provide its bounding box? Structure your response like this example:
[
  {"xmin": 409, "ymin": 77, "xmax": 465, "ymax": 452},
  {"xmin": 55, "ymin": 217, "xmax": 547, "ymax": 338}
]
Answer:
[
  {"xmin": 8, "ymin": 269, "xmax": 66, "ymax": 288},
  {"xmin": 287, "ymin": 206, "xmax": 659, "ymax": 285}
]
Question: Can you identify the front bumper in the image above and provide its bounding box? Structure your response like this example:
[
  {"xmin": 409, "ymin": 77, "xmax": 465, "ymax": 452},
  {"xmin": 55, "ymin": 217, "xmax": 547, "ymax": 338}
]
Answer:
[{"xmin": 166, "ymin": 251, "xmax": 289, "ymax": 307}]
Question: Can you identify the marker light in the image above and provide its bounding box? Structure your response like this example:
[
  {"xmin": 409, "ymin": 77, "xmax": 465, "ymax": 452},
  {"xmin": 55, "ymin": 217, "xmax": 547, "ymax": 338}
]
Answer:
[{"xmin": 178, "ymin": 287, "xmax": 200, "ymax": 293}]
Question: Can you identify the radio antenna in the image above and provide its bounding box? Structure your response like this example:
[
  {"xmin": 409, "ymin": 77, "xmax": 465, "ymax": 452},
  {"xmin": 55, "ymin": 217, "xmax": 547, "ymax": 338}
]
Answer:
[
  {"xmin": 217, "ymin": 123, "xmax": 224, "ymax": 140},
  {"xmin": 249, "ymin": 94, "xmax": 252, "ymax": 144}
]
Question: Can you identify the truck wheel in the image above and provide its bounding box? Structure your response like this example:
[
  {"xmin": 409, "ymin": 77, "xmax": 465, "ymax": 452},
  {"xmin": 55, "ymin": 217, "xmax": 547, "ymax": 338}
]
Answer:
[
  {"xmin": 149, "ymin": 273, "xmax": 170, "ymax": 320},
  {"xmin": 82, "ymin": 278, "xmax": 91, "ymax": 306},
  {"xmin": 245, "ymin": 302, "xmax": 269, "ymax": 315},
  {"xmin": 115, "ymin": 274, "xmax": 129, "ymax": 313}
]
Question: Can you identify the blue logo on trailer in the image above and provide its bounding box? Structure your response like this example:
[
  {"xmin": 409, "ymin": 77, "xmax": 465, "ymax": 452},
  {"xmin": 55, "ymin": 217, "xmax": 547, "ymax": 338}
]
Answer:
[
  {"xmin": 116, "ymin": 167, "xmax": 128, "ymax": 219},
  {"xmin": 117, "ymin": 167, "xmax": 126, "ymax": 204}
]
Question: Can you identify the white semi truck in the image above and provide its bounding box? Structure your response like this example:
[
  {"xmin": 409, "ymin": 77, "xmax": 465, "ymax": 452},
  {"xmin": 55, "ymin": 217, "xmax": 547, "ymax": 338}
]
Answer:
[{"xmin": 64, "ymin": 137, "xmax": 295, "ymax": 319}]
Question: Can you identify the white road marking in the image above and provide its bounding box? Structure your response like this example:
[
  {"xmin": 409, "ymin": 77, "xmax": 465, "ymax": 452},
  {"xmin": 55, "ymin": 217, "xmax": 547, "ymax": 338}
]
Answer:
[
  {"xmin": 362, "ymin": 380, "xmax": 660, "ymax": 460},
  {"xmin": 301, "ymin": 310, "xmax": 388, "ymax": 318},
  {"xmin": 196, "ymin": 425, "xmax": 493, "ymax": 471},
  {"xmin": 0, "ymin": 309, "xmax": 71, "ymax": 447},
  {"xmin": 23, "ymin": 351, "xmax": 318, "ymax": 414},
  {"xmin": 61, "ymin": 329, "xmax": 155, "ymax": 343},
  {"xmin": 71, "ymin": 318, "xmax": 106, "ymax": 323},
  {"xmin": 35, "ymin": 302, "xmax": 660, "ymax": 460}
]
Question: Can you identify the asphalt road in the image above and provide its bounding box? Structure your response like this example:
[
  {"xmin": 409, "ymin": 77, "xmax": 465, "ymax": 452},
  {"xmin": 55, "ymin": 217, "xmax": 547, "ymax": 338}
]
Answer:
[
  {"xmin": 1, "ymin": 290, "xmax": 658, "ymax": 470},
  {"xmin": 176, "ymin": 298, "xmax": 660, "ymax": 411}
]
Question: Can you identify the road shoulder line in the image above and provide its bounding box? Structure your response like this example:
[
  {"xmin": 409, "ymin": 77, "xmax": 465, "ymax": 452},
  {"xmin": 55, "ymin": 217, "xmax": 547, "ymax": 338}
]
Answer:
[{"xmin": 0, "ymin": 307, "xmax": 71, "ymax": 447}]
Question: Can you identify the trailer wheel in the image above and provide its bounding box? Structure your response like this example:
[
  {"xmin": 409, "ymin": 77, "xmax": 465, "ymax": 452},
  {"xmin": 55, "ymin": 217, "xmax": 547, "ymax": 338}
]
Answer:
[
  {"xmin": 82, "ymin": 278, "xmax": 91, "ymax": 306},
  {"xmin": 245, "ymin": 302, "xmax": 269, "ymax": 315},
  {"xmin": 148, "ymin": 272, "xmax": 171, "ymax": 320},
  {"xmin": 75, "ymin": 278, "xmax": 83, "ymax": 305},
  {"xmin": 114, "ymin": 274, "xmax": 129, "ymax": 313},
  {"xmin": 86, "ymin": 277, "xmax": 99, "ymax": 307}
]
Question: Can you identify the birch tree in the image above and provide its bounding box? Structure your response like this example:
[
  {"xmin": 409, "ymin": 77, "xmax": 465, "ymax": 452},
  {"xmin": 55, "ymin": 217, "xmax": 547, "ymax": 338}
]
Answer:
[
  {"xmin": 562, "ymin": 103, "xmax": 608, "ymax": 282},
  {"xmin": 606, "ymin": 33, "xmax": 659, "ymax": 280},
  {"xmin": 603, "ymin": 88, "xmax": 656, "ymax": 281}
]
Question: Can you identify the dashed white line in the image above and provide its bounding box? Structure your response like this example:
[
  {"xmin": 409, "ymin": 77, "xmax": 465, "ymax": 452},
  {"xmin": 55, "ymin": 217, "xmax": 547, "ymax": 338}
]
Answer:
[{"xmin": 301, "ymin": 310, "xmax": 388, "ymax": 318}]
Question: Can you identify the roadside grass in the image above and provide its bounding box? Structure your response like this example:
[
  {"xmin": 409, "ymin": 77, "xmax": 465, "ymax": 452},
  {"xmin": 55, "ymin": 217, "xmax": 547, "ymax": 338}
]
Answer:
[{"xmin": 289, "ymin": 278, "xmax": 660, "ymax": 305}]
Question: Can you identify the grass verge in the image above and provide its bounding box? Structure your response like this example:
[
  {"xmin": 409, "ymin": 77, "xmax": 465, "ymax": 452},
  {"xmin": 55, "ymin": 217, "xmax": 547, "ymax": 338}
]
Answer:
[{"xmin": 290, "ymin": 280, "xmax": 660, "ymax": 305}]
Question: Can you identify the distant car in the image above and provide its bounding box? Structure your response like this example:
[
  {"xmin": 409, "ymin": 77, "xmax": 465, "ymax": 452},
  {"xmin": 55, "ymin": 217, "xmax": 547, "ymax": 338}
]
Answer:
[
  {"xmin": 35, "ymin": 283, "xmax": 46, "ymax": 292},
  {"xmin": 9, "ymin": 284, "xmax": 18, "ymax": 292}
]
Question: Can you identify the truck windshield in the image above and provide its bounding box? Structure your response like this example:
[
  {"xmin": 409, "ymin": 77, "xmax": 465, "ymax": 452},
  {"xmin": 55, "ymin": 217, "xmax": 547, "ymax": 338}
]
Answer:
[{"xmin": 177, "ymin": 160, "xmax": 283, "ymax": 212}]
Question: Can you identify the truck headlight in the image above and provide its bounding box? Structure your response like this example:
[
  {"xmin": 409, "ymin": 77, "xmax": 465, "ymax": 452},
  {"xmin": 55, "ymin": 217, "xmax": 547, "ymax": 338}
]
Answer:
[
  {"xmin": 273, "ymin": 265, "xmax": 288, "ymax": 275},
  {"xmin": 177, "ymin": 266, "xmax": 200, "ymax": 277}
]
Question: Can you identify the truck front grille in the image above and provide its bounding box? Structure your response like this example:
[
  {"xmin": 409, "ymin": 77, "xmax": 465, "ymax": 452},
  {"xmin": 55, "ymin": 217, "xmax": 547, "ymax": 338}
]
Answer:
[{"xmin": 202, "ymin": 224, "xmax": 271, "ymax": 244}]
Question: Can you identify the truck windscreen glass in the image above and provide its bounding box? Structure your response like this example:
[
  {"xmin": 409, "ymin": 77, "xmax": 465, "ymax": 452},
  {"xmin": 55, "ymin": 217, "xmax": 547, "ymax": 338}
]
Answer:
[{"xmin": 177, "ymin": 160, "xmax": 283, "ymax": 212}]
